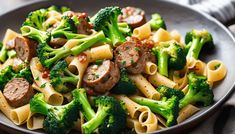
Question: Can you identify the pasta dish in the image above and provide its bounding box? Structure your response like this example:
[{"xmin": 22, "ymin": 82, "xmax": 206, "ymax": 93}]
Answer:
[{"xmin": 0, "ymin": 5, "xmax": 227, "ymax": 134}]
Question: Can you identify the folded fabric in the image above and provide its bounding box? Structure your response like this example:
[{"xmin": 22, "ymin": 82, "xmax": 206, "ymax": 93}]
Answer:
[{"xmin": 170, "ymin": 0, "xmax": 235, "ymax": 23}]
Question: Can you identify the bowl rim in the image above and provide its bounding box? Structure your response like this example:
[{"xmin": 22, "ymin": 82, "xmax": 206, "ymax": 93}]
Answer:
[{"xmin": 0, "ymin": 0, "xmax": 235, "ymax": 133}]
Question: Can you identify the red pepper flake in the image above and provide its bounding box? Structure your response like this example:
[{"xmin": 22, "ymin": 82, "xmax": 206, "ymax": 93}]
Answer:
[
  {"xmin": 145, "ymin": 40, "xmax": 154, "ymax": 49},
  {"xmin": 78, "ymin": 52, "xmax": 87, "ymax": 63},
  {"xmin": 87, "ymin": 89, "xmax": 95, "ymax": 96},
  {"xmin": 88, "ymin": 22, "xmax": 93, "ymax": 29},
  {"xmin": 77, "ymin": 12, "xmax": 87, "ymax": 19},
  {"xmin": 42, "ymin": 70, "xmax": 50, "ymax": 78}
]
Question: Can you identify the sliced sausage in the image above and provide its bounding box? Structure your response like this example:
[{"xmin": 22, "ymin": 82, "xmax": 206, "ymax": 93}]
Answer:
[
  {"xmin": 3, "ymin": 78, "xmax": 34, "ymax": 107},
  {"xmin": 115, "ymin": 37, "xmax": 156, "ymax": 74},
  {"xmin": 83, "ymin": 60, "xmax": 120, "ymax": 93},
  {"xmin": 63, "ymin": 11, "xmax": 92, "ymax": 35},
  {"xmin": 15, "ymin": 37, "xmax": 37, "ymax": 62},
  {"xmin": 118, "ymin": 6, "xmax": 146, "ymax": 29},
  {"xmin": 49, "ymin": 38, "xmax": 67, "ymax": 48}
]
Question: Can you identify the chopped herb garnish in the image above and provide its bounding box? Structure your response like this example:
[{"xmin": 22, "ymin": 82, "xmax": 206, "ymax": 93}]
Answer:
[
  {"xmin": 34, "ymin": 77, "xmax": 39, "ymax": 80},
  {"xmin": 135, "ymin": 47, "xmax": 140, "ymax": 51},
  {"xmin": 121, "ymin": 60, "xmax": 126, "ymax": 66},
  {"xmin": 214, "ymin": 63, "xmax": 221, "ymax": 70},
  {"xmin": 40, "ymin": 83, "xmax": 46, "ymax": 88},
  {"xmin": 95, "ymin": 59, "xmax": 103, "ymax": 65},
  {"xmin": 131, "ymin": 59, "xmax": 134, "ymax": 64}
]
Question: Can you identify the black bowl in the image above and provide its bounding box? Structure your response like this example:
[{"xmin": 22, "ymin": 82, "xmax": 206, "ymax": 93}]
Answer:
[{"xmin": 0, "ymin": 0, "xmax": 234, "ymax": 133}]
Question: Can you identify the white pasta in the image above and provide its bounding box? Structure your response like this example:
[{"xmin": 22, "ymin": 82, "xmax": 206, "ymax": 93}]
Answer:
[
  {"xmin": 90, "ymin": 44, "xmax": 113, "ymax": 62},
  {"xmin": 133, "ymin": 23, "xmax": 151, "ymax": 40},
  {"xmin": 30, "ymin": 58, "xmax": 63, "ymax": 105},
  {"xmin": 206, "ymin": 60, "xmax": 227, "ymax": 82},
  {"xmin": 128, "ymin": 74, "xmax": 160, "ymax": 100},
  {"xmin": 148, "ymin": 72, "xmax": 177, "ymax": 88},
  {"xmin": 144, "ymin": 61, "xmax": 157, "ymax": 75}
]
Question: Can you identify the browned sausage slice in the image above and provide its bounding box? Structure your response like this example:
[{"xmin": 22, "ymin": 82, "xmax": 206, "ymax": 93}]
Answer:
[
  {"xmin": 119, "ymin": 7, "xmax": 146, "ymax": 29},
  {"xmin": 114, "ymin": 41, "xmax": 140, "ymax": 68},
  {"xmin": 15, "ymin": 37, "xmax": 37, "ymax": 62},
  {"xmin": 115, "ymin": 37, "xmax": 156, "ymax": 74},
  {"xmin": 49, "ymin": 38, "xmax": 67, "ymax": 48},
  {"xmin": 3, "ymin": 78, "xmax": 34, "ymax": 107},
  {"xmin": 83, "ymin": 60, "xmax": 120, "ymax": 93}
]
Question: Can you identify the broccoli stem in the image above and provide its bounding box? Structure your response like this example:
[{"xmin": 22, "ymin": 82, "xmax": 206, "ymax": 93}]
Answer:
[
  {"xmin": 76, "ymin": 88, "xmax": 96, "ymax": 121},
  {"xmin": 60, "ymin": 77, "xmax": 78, "ymax": 85},
  {"xmin": 21, "ymin": 26, "xmax": 49, "ymax": 43},
  {"xmin": 82, "ymin": 107, "xmax": 109, "ymax": 134},
  {"xmin": 158, "ymin": 51, "xmax": 169, "ymax": 77},
  {"xmin": 51, "ymin": 31, "xmax": 87, "ymax": 39},
  {"xmin": 0, "ymin": 45, "xmax": 7, "ymax": 62},
  {"xmin": 107, "ymin": 21, "xmax": 126, "ymax": 46},
  {"xmin": 71, "ymin": 31, "xmax": 105, "ymax": 55},
  {"xmin": 179, "ymin": 93, "xmax": 194, "ymax": 109},
  {"xmin": 132, "ymin": 96, "xmax": 168, "ymax": 119},
  {"xmin": 45, "ymin": 48, "xmax": 71, "ymax": 66},
  {"xmin": 187, "ymin": 37, "xmax": 205, "ymax": 59}
]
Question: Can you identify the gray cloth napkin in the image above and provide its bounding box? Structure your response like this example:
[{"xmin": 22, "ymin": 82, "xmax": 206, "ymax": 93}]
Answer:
[{"xmin": 1, "ymin": 0, "xmax": 235, "ymax": 134}]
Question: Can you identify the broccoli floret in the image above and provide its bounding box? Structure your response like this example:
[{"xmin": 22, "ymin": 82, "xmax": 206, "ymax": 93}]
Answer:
[
  {"xmin": 157, "ymin": 85, "xmax": 184, "ymax": 99},
  {"xmin": 179, "ymin": 72, "xmax": 214, "ymax": 109},
  {"xmin": 23, "ymin": 8, "xmax": 48, "ymax": 31},
  {"xmin": 15, "ymin": 67, "xmax": 33, "ymax": 84},
  {"xmin": 47, "ymin": 5, "xmax": 70, "ymax": 13},
  {"xmin": 0, "ymin": 66, "xmax": 33, "ymax": 89},
  {"xmin": 0, "ymin": 66, "xmax": 15, "ymax": 89},
  {"xmin": 91, "ymin": 6, "xmax": 126, "ymax": 46},
  {"xmin": 21, "ymin": 26, "xmax": 50, "ymax": 43},
  {"xmin": 50, "ymin": 60, "xmax": 79, "ymax": 93},
  {"xmin": 185, "ymin": 29, "xmax": 214, "ymax": 59},
  {"xmin": 111, "ymin": 68, "xmax": 136, "ymax": 95},
  {"xmin": 131, "ymin": 96, "xmax": 179, "ymax": 127},
  {"xmin": 82, "ymin": 96, "xmax": 127, "ymax": 134},
  {"xmin": 51, "ymin": 16, "xmax": 87, "ymax": 39},
  {"xmin": 0, "ymin": 42, "xmax": 7, "ymax": 63},
  {"xmin": 149, "ymin": 13, "xmax": 166, "ymax": 30},
  {"xmin": 152, "ymin": 41, "xmax": 186, "ymax": 77},
  {"xmin": 30, "ymin": 89, "xmax": 80, "ymax": 134},
  {"xmin": 118, "ymin": 22, "xmax": 132, "ymax": 36},
  {"xmin": 37, "ymin": 31, "xmax": 105, "ymax": 68}
]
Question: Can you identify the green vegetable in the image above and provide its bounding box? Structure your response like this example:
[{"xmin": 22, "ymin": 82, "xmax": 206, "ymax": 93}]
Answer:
[
  {"xmin": 50, "ymin": 60, "xmax": 79, "ymax": 93},
  {"xmin": 149, "ymin": 13, "xmax": 166, "ymax": 30},
  {"xmin": 23, "ymin": 8, "xmax": 48, "ymax": 31},
  {"xmin": 118, "ymin": 22, "xmax": 132, "ymax": 36},
  {"xmin": 30, "ymin": 89, "xmax": 80, "ymax": 134},
  {"xmin": 111, "ymin": 68, "xmax": 136, "ymax": 95},
  {"xmin": 0, "ymin": 42, "xmax": 7, "ymax": 63},
  {"xmin": 157, "ymin": 85, "xmax": 184, "ymax": 99},
  {"xmin": 179, "ymin": 72, "xmax": 214, "ymax": 109},
  {"xmin": 82, "ymin": 95, "xmax": 127, "ymax": 134},
  {"xmin": 21, "ymin": 26, "xmax": 50, "ymax": 43},
  {"xmin": 152, "ymin": 41, "xmax": 186, "ymax": 77},
  {"xmin": 37, "ymin": 31, "xmax": 106, "ymax": 68},
  {"xmin": 51, "ymin": 16, "xmax": 87, "ymax": 39},
  {"xmin": 7, "ymin": 50, "xmax": 16, "ymax": 58},
  {"xmin": 131, "ymin": 95, "xmax": 179, "ymax": 127},
  {"xmin": 47, "ymin": 5, "xmax": 70, "ymax": 13},
  {"xmin": 185, "ymin": 29, "xmax": 214, "ymax": 59},
  {"xmin": 91, "ymin": 6, "xmax": 126, "ymax": 46}
]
